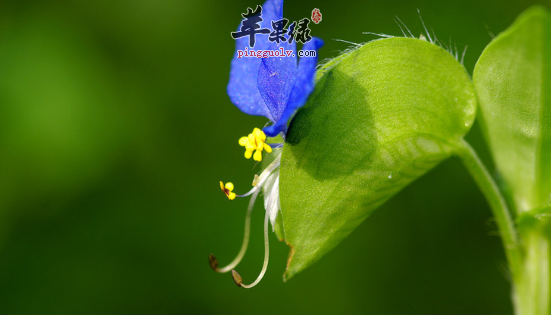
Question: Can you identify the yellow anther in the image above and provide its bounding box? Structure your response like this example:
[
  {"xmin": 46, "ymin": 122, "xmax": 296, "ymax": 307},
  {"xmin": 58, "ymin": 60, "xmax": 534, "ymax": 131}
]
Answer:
[
  {"xmin": 238, "ymin": 128, "xmax": 271, "ymax": 162},
  {"xmin": 253, "ymin": 150, "xmax": 262, "ymax": 162},
  {"xmin": 245, "ymin": 141, "xmax": 256, "ymax": 151},
  {"xmin": 225, "ymin": 182, "xmax": 234, "ymax": 191},
  {"xmin": 220, "ymin": 181, "xmax": 236, "ymax": 200},
  {"xmin": 253, "ymin": 128, "xmax": 265, "ymax": 141},
  {"xmin": 239, "ymin": 137, "xmax": 249, "ymax": 146}
]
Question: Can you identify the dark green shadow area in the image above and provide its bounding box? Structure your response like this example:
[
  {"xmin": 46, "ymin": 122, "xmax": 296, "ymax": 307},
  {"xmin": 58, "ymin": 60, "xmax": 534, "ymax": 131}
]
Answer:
[{"xmin": 286, "ymin": 69, "xmax": 377, "ymax": 180}]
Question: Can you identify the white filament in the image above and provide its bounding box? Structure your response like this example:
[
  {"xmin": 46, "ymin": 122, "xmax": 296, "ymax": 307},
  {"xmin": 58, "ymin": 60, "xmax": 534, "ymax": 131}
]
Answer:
[
  {"xmin": 236, "ymin": 207, "xmax": 270, "ymax": 289},
  {"xmin": 215, "ymin": 188, "xmax": 261, "ymax": 273},
  {"xmin": 216, "ymin": 152, "xmax": 281, "ymax": 273},
  {"xmin": 263, "ymin": 170, "xmax": 280, "ymax": 231}
]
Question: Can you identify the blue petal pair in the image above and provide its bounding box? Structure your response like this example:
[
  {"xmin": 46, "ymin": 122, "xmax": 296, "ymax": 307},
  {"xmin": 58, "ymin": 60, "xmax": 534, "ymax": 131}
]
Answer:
[{"xmin": 227, "ymin": 0, "xmax": 324, "ymax": 137}]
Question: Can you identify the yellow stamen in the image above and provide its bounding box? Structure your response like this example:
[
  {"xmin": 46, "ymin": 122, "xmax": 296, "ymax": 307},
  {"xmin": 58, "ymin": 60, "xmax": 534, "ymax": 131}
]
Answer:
[
  {"xmin": 238, "ymin": 128, "xmax": 272, "ymax": 162},
  {"xmin": 245, "ymin": 141, "xmax": 256, "ymax": 151},
  {"xmin": 253, "ymin": 128, "xmax": 265, "ymax": 141},
  {"xmin": 225, "ymin": 182, "xmax": 234, "ymax": 191},
  {"xmin": 220, "ymin": 181, "xmax": 236, "ymax": 200},
  {"xmin": 239, "ymin": 137, "xmax": 249, "ymax": 146},
  {"xmin": 253, "ymin": 150, "xmax": 262, "ymax": 162}
]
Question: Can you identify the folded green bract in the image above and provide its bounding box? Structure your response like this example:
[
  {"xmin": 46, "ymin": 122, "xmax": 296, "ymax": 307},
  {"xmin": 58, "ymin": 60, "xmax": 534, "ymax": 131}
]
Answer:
[
  {"xmin": 474, "ymin": 6, "xmax": 551, "ymax": 215},
  {"xmin": 473, "ymin": 6, "xmax": 551, "ymax": 314},
  {"xmin": 280, "ymin": 37, "xmax": 477, "ymax": 280}
]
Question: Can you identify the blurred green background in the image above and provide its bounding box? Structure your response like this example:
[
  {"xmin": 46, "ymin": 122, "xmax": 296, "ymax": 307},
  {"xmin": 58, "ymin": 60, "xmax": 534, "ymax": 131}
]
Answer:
[{"xmin": 0, "ymin": 0, "xmax": 549, "ymax": 314}]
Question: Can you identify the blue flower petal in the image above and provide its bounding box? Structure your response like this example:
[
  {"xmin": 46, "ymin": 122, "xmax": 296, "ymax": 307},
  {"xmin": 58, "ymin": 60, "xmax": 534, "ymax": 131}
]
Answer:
[
  {"xmin": 227, "ymin": 0, "xmax": 285, "ymax": 121},
  {"xmin": 257, "ymin": 46, "xmax": 298, "ymax": 123},
  {"xmin": 263, "ymin": 37, "xmax": 324, "ymax": 137}
]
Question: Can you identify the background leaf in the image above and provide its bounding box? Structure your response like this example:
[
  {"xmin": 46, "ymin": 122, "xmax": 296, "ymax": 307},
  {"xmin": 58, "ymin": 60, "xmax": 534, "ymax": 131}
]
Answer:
[
  {"xmin": 473, "ymin": 5, "xmax": 551, "ymax": 214},
  {"xmin": 280, "ymin": 38, "xmax": 477, "ymax": 280}
]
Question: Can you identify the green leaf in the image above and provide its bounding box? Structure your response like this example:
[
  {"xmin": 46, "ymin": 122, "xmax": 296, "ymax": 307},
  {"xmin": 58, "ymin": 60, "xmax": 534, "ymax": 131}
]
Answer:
[
  {"xmin": 280, "ymin": 38, "xmax": 476, "ymax": 280},
  {"xmin": 473, "ymin": 6, "xmax": 551, "ymax": 213}
]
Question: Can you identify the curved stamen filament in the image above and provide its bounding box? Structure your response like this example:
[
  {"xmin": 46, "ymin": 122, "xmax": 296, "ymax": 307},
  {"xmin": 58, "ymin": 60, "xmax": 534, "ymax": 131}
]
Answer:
[
  {"xmin": 236, "ymin": 188, "xmax": 257, "ymax": 198},
  {"xmin": 211, "ymin": 152, "xmax": 281, "ymax": 283},
  {"xmin": 256, "ymin": 154, "xmax": 281, "ymax": 184},
  {"xmin": 210, "ymin": 188, "xmax": 261, "ymax": 273},
  {"xmin": 232, "ymin": 206, "xmax": 270, "ymax": 288},
  {"xmin": 234, "ymin": 154, "xmax": 282, "ymax": 198}
]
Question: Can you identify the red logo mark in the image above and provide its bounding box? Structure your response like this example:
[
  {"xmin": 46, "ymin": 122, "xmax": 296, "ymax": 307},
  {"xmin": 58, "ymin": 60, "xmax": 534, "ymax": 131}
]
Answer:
[{"xmin": 311, "ymin": 8, "xmax": 322, "ymax": 24}]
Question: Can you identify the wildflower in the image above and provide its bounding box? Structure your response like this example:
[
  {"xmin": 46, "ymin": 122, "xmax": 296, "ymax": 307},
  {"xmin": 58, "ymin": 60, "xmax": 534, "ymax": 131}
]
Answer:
[{"xmin": 209, "ymin": 0, "xmax": 323, "ymax": 288}]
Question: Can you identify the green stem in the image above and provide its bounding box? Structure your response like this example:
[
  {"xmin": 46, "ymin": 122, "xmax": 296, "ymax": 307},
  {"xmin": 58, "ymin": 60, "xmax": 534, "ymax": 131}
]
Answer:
[
  {"xmin": 514, "ymin": 226, "xmax": 550, "ymax": 315},
  {"xmin": 455, "ymin": 139, "xmax": 522, "ymax": 277}
]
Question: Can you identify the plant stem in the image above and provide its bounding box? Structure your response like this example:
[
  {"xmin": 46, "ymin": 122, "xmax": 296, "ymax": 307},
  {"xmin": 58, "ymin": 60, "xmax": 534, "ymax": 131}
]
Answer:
[
  {"xmin": 455, "ymin": 139, "xmax": 522, "ymax": 277},
  {"xmin": 457, "ymin": 139, "xmax": 551, "ymax": 315},
  {"xmin": 513, "ymin": 225, "xmax": 550, "ymax": 315}
]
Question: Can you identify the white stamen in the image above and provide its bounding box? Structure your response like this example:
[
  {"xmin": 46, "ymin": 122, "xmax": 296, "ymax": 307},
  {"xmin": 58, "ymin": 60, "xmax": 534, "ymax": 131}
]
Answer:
[
  {"xmin": 263, "ymin": 170, "xmax": 281, "ymax": 231},
  {"xmin": 211, "ymin": 152, "xmax": 281, "ymax": 277},
  {"xmin": 212, "ymin": 188, "xmax": 261, "ymax": 273},
  {"xmin": 236, "ymin": 188, "xmax": 257, "ymax": 198},
  {"xmin": 236, "ymin": 154, "xmax": 281, "ymax": 198},
  {"xmin": 233, "ymin": 205, "xmax": 270, "ymax": 288}
]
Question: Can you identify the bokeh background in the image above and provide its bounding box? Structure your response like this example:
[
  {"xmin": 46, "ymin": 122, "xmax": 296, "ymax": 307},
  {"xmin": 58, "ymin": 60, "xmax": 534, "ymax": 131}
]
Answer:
[{"xmin": 0, "ymin": 0, "xmax": 549, "ymax": 314}]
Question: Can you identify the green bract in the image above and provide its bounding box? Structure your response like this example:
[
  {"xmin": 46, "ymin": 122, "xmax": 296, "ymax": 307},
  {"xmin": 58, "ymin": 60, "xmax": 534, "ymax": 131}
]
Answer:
[
  {"xmin": 474, "ymin": 6, "xmax": 551, "ymax": 214},
  {"xmin": 473, "ymin": 6, "xmax": 551, "ymax": 314},
  {"xmin": 280, "ymin": 37, "xmax": 477, "ymax": 280}
]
